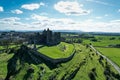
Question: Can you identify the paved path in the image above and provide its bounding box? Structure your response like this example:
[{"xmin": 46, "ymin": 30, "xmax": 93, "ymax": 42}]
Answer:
[{"xmin": 90, "ymin": 45, "xmax": 120, "ymax": 74}]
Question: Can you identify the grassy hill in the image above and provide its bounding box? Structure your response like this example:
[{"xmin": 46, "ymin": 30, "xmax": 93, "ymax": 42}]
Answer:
[
  {"xmin": 0, "ymin": 53, "xmax": 14, "ymax": 79},
  {"xmin": 0, "ymin": 43, "xmax": 120, "ymax": 80},
  {"xmin": 37, "ymin": 42, "xmax": 74, "ymax": 59}
]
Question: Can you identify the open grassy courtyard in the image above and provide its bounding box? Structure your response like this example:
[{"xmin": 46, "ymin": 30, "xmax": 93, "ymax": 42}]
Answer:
[{"xmin": 38, "ymin": 42, "xmax": 74, "ymax": 59}]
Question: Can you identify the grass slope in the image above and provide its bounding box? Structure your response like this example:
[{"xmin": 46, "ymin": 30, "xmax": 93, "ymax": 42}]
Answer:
[
  {"xmin": 38, "ymin": 42, "xmax": 74, "ymax": 59},
  {"xmin": 40, "ymin": 44, "xmax": 119, "ymax": 80},
  {"xmin": 0, "ymin": 53, "xmax": 14, "ymax": 79},
  {"xmin": 96, "ymin": 47, "xmax": 120, "ymax": 67},
  {"xmin": 0, "ymin": 43, "xmax": 119, "ymax": 80}
]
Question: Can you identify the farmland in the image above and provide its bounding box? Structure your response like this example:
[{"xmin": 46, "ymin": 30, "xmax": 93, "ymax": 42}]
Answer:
[
  {"xmin": 83, "ymin": 35, "xmax": 120, "ymax": 47},
  {"xmin": 83, "ymin": 35, "xmax": 120, "ymax": 68},
  {"xmin": 96, "ymin": 47, "xmax": 120, "ymax": 67}
]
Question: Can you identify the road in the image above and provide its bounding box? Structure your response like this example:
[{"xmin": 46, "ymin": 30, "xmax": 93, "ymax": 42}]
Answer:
[{"xmin": 90, "ymin": 45, "xmax": 120, "ymax": 74}]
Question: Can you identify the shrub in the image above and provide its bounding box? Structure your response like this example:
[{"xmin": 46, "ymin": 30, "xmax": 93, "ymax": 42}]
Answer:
[
  {"xmin": 27, "ymin": 68, "xmax": 34, "ymax": 73},
  {"xmin": 108, "ymin": 44, "xmax": 120, "ymax": 48},
  {"xmin": 91, "ymin": 38, "xmax": 98, "ymax": 42},
  {"xmin": 109, "ymin": 37, "xmax": 116, "ymax": 40},
  {"xmin": 88, "ymin": 72, "xmax": 96, "ymax": 80}
]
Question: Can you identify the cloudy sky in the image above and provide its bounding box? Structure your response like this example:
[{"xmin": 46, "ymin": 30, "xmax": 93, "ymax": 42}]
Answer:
[{"xmin": 0, "ymin": 0, "xmax": 120, "ymax": 32}]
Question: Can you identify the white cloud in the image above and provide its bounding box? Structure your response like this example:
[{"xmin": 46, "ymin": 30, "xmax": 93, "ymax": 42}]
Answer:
[
  {"xmin": 105, "ymin": 14, "xmax": 109, "ymax": 17},
  {"xmin": 31, "ymin": 14, "xmax": 74, "ymax": 24},
  {"xmin": 95, "ymin": 16, "xmax": 102, "ymax": 19},
  {"xmin": 25, "ymin": 18, "xmax": 30, "ymax": 20},
  {"xmin": 118, "ymin": 9, "xmax": 120, "ymax": 12},
  {"xmin": 0, "ymin": 15, "xmax": 120, "ymax": 32},
  {"xmin": 30, "ymin": 14, "xmax": 75, "ymax": 30},
  {"xmin": 0, "ymin": 6, "xmax": 4, "ymax": 12},
  {"xmin": 21, "ymin": 3, "xmax": 40, "ymax": 10},
  {"xmin": 11, "ymin": 9, "xmax": 23, "ymax": 14},
  {"xmin": 0, "ymin": 17, "xmax": 20, "ymax": 24},
  {"xmin": 40, "ymin": 2, "xmax": 45, "ymax": 6},
  {"xmin": 21, "ymin": 2, "xmax": 45, "ymax": 10},
  {"xmin": 30, "ymin": 14, "xmax": 120, "ymax": 32},
  {"xmin": 110, "ymin": 20, "xmax": 120, "ymax": 23},
  {"xmin": 78, "ymin": 19, "xmax": 120, "ymax": 32},
  {"xmin": 31, "ymin": 14, "xmax": 49, "ymax": 21},
  {"xmin": 54, "ymin": 1, "xmax": 91, "ymax": 16},
  {"xmin": 32, "ymin": 14, "xmax": 72, "ymax": 21},
  {"xmin": 86, "ymin": 0, "xmax": 113, "ymax": 6},
  {"xmin": 1, "ymin": 17, "xmax": 20, "ymax": 22},
  {"xmin": 30, "ymin": 14, "xmax": 119, "ymax": 32},
  {"xmin": 0, "ymin": 17, "xmax": 30, "ymax": 31}
]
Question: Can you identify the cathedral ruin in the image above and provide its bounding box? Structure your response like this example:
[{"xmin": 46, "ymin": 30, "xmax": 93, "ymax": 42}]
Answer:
[
  {"xmin": 42, "ymin": 28, "xmax": 61, "ymax": 45},
  {"xmin": 29, "ymin": 28, "xmax": 61, "ymax": 46}
]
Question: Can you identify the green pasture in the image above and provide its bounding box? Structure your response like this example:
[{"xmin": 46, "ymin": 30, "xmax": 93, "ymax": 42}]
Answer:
[
  {"xmin": 0, "ymin": 44, "xmax": 20, "ymax": 50},
  {"xmin": 83, "ymin": 35, "xmax": 120, "ymax": 47},
  {"xmin": 96, "ymin": 47, "xmax": 120, "ymax": 67}
]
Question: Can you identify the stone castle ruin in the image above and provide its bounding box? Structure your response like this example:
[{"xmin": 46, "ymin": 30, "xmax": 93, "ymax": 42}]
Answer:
[
  {"xmin": 42, "ymin": 28, "xmax": 61, "ymax": 45},
  {"xmin": 29, "ymin": 28, "xmax": 61, "ymax": 46}
]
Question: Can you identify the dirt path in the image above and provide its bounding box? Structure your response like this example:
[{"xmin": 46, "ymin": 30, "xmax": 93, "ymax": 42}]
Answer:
[{"xmin": 90, "ymin": 45, "xmax": 120, "ymax": 74}]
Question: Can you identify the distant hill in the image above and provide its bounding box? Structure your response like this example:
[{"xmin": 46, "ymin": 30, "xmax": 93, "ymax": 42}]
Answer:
[{"xmin": 0, "ymin": 30, "xmax": 120, "ymax": 36}]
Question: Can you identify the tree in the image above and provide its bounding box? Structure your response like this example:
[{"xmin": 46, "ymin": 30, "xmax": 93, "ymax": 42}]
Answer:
[
  {"xmin": 109, "ymin": 37, "xmax": 115, "ymax": 40},
  {"xmin": 0, "ymin": 39, "xmax": 10, "ymax": 50},
  {"xmin": 91, "ymin": 38, "xmax": 97, "ymax": 42}
]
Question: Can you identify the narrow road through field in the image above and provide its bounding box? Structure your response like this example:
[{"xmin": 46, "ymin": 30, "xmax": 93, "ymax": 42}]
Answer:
[{"xmin": 90, "ymin": 45, "xmax": 120, "ymax": 74}]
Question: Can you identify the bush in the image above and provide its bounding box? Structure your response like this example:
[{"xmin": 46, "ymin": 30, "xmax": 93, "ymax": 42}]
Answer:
[
  {"xmin": 115, "ymin": 44, "xmax": 120, "ymax": 48},
  {"xmin": 108, "ymin": 44, "xmax": 120, "ymax": 48},
  {"xmin": 88, "ymin": 72, "xmax": 96, "ymax": 80},
  {"xmin": 27, "ymin": 68, "xmax": 34, "ymax": 73},
  {"xmin": 119, "ymin": 37, "xmax": 120, "ymax": 40},
  {"xmin": 88, "ymin": 68, "xmax": 97, "ymax": 80},
  {"xmin": 109, "ymin": 37, "xmax": 116, "ymax": 40},
  {"xmin": 91, "ymin": 38, "xmax": 97, "ymax": 42}
]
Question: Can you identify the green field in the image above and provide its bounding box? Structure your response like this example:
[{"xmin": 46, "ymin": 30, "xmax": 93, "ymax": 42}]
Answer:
[
  {"xmin": 83, "ymin": 36, "xmax": 120, "ymax": 47},
  {"xmin": 83, "ymin": 35, "xmax": 120, "ymax": 68},
  {"xmin": 96, "ymin": 47, "xmax": 120, "ymax": 67},
  {"xmin": 38, "ymin": 42, "xmax": 74, "ymax": 59},
  {"xmin": 0, "ymin": 46, "xmax": 4, "ymax": 50}
]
